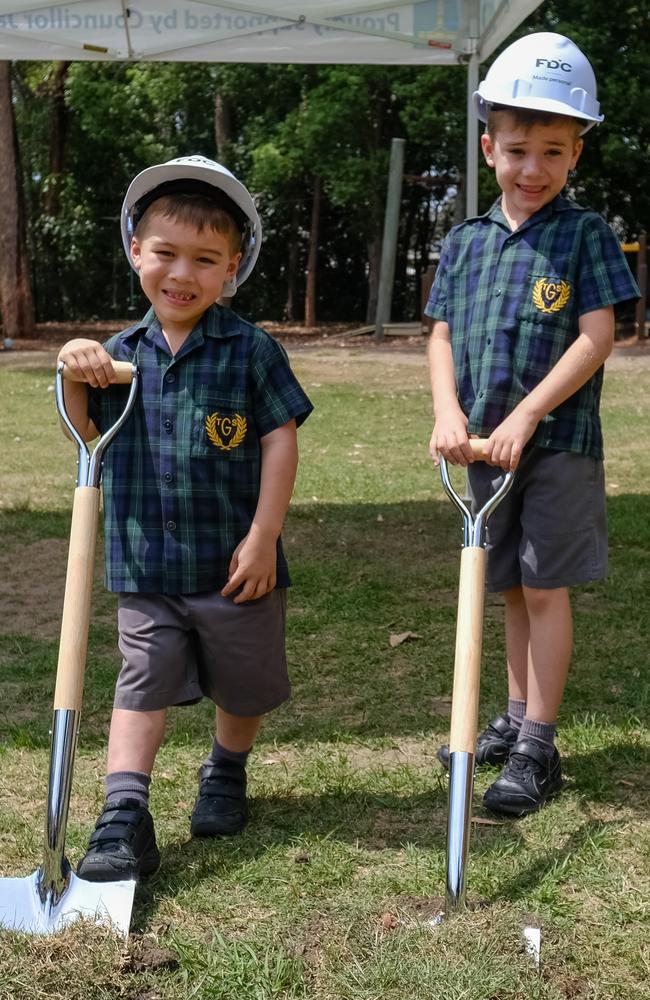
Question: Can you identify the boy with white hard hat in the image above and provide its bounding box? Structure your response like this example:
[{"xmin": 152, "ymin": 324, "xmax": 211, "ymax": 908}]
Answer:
[
  {"xmin": 57, "ymin": 156, "xmax": 312, "ymax": 878},
  {"xmin": 426, "ymin": 33, "xmax": 639, "ymax": 815}
]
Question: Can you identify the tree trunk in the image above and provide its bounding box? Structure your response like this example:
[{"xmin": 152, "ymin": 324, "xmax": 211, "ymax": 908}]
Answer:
[
  {"xmin": 44, "ymin": 61, "xmax": 70, "ymax": 217},
  {"xmin": 365, "ymin": 232, "xmax": 382, "ymax": 324},
  {"xmin": 284, "ymin": 200, "xmax": 300, "ymax": 321},
  {"xmin": 304, "ymin": 175, "xmax": 322, "ymax": 328},
  {"xmin": 214, "ymin": 90, "xmax": 232, "ymax": 164},
  {"xmin": 0, "ymin": 62, "xmax": 34, "ymax": 340}
]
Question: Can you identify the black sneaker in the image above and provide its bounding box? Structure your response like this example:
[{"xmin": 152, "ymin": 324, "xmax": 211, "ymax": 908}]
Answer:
[
  {"xmin": 437, "ymin": 714, "xmax": 518, "ymax": 770},
  {"xmin": 190, "ymin": 759, "xmax": 248, "ymax": 837},
  {"xmin": 76, "ymin": 798, "xmax": 160, "ymax": 882},
  {"xmin": 483, "ymin": 739, "xmax": 563, "ymax": 817}
]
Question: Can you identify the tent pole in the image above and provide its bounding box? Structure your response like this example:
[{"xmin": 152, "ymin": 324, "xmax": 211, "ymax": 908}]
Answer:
[
  {"xmin": 374, "ymin": 137, "xmax": 405, "ymax": 341},
  {"xmin": 465, "ymin": 50, "xmax": 480, "ymax": 219}
]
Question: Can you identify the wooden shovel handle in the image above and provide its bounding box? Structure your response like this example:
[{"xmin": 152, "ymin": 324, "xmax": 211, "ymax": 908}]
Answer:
[
  {"xmin": 61, "ymin": 359, "xmax": 134, "ymax": 384},
  {"xmin": 53, "ymin": 487, "xmax": 100, "ymax": 711},
  {"xmin": 468, "ymin": 438, "xmax": 490, "ymax": 461},
  {"xmin": 449, "ymin": 546, "xmax": 487, "ymax": 754}
]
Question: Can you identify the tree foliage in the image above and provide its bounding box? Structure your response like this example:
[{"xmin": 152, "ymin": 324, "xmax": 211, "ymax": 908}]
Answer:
[{"xmin": 5, "ymin": 1, "xmax": 649, "ymax": 331}]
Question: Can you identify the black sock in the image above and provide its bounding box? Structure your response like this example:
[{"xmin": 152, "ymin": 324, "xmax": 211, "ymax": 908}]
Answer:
[
  {"xmin": 105, "ymin": 770, "xmax": 151, "ymax": 808},
  {"xmin": 205, "ymin": 738, "xmax": 251, "ymax": 768}
]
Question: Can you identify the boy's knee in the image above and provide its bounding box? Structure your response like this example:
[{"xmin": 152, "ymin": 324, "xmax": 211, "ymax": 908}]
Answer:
[
  {"xmin": 521, "ymin": 585, "xmax": 568, "ymax": 614},
  {"xmin": 502, "ymin": 585, "xmax": 525, "ymax": 607}
]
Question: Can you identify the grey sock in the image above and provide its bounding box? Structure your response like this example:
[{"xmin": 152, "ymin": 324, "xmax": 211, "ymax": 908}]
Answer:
[
  {"xmin": 105, "ymin": 770, "xmax": 151, "ymax": 808},
  {"xmin": 205, "ymin": 738, "xmax": 251, "ymax": 768},
  {"xmin": 506, "ymin": 698, "xmax": 526, "ymax": 732},
  {"xmin": 519, "ymin": 717, "xmax": 557, "ymax": 758}
]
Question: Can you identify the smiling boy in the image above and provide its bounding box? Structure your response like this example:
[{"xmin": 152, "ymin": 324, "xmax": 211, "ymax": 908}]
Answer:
[
  {"xmin": 57, "ymin": 157, "xmax": 312, "ymax": 879},
  {"xmin": 427, "ymin": 34, "xmax": 639, "ymax": 815}
]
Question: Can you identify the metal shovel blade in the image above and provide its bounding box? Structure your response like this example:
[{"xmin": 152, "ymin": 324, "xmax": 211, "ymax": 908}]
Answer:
[{"xmin": 0, "ymin": 870, "xmax": 136, "ymax": 936}]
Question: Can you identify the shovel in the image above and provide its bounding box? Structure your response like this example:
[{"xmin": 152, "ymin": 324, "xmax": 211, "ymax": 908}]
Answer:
[
  {"xmin": 438, "ymin": 439, "xmax": 514, "ymax": 914},
  {"xmin": 0, "ymin": 358, "xmax": 139, "ymax": 936}
]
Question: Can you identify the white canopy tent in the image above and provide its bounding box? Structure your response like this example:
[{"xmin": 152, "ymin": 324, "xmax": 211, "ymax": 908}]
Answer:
[
  {"xmin": 0, "ymin": 0, "xmax": 541, "ymax": 67},
  {"xmin": 1, "ymin": 0, "xmax": 542, "ymax": 329}
]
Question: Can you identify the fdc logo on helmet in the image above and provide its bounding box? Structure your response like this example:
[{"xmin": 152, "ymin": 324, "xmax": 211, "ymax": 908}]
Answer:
[{"xmin": 536, "ymin": 58, "xmax": 572, "ymax": 72}]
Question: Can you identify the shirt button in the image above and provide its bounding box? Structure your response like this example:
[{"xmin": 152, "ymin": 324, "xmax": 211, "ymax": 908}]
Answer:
[
  {"xmin": 166, "ymin": 520, "xmax": 177, "ymax": 531},
  {"xmin": 478, "ymin": 391, "xmax": 485, "ymax": 399},
  {"xmin": 486, "ymin": 338, "xmax": 492, "ymax": 345},
  {"xmin": 494, "ymin": 289, "xmax": 502, "ymax": 297},
  {"xmin": 163, "ymin": 472, "xmax": 174, "ymax": 483},
  {"xmin": 165, "ymin": 372, "xmax": 176, "ymax": 383},
  {"xmin": 164, "ymin": 419, "xmax": 173, "ymax": 432}
]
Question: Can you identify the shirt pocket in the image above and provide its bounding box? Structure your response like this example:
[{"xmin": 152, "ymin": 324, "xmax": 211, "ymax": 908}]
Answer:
[
  {"xmin": 517, "ymin": 270, "xmax": 575, "ymax": 325},
  {"xmin": 515, "ymin": 270, "xmax": 576, "ymax": 382},
  {"xmin": 190, "ymin": 390, "xmax": 255, "ymax": 461}
]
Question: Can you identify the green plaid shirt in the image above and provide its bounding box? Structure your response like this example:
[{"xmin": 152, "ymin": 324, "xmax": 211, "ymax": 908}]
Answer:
[
  {"xmin": 425, "ymin": 195, "xmax": 640, "ymax": 458},
  {"xmin": 88, "ymin": 305, "xmax": 312, "ymax": 594}
]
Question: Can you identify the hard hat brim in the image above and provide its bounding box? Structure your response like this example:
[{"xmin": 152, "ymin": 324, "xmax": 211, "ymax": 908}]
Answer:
[{"xmin": 474, "ymin": 92, "xmax": 603, "ymax": 134}]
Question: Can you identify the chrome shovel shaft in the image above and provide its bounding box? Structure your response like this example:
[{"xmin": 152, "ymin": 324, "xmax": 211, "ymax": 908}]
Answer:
[
  {"xmin": 446, "ymin": 750, "xmax": 475, "ymax": 908},
  {"xmin": 38, "ymin": 709, "xmax": 79, "ymax": 907}
]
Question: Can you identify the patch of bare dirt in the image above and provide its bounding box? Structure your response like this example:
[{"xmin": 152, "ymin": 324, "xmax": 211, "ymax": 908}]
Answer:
[
  {"xmin": 365, "ymin": 806, "xmax": 447, "ymax": 851},
  {"xmin": 1, "ymin": 319, "xmax": 362, "ymax": 354},
  {"xmin": 380, "ymin": 894, "xmax": 447, "ymax": 925},
  {"xmin": 3, "ymin": 319, "xmax": 649, "ymax": 358},
  {"xmin": 0, "ymin": 318, "xmax": 429, "ymax": 363},
  {"xmin": 121, "ymin": 935, "xmax": 179, "ymax": 973},
  {"xmin": 290, "ymin": 911, "xmax": 331, "ymax": 970},
  {"xmin": 0, "ymin": 538, "xmax": 68, "ymax": 639},
  {"xmin": 0, "ymin": 537, "xmax": 109, "ymax": 640}
]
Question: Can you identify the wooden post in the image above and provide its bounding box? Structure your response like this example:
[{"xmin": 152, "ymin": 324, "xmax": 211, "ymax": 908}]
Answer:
[
  {"xmin": 374, "ymin": 138, "xmax": 405, "ymax": 341},
  {"xmin": 636, "ymin": 232, "xmax": 647, "ymax": 340}
]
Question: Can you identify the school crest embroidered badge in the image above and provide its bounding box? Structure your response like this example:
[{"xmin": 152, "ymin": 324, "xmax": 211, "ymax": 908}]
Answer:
[
  {"xmin": 205, "ymin": 412, "xmax": 247, "ymax": 451},
  {"xmin": 532, "ymin": 278, "xmax": 571, "ymax": 314}
]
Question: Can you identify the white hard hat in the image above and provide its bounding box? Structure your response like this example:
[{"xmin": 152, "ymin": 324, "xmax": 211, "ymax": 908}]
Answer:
[
  {"xmin": 474, "ymin": 32, "xmax": 603, "ymax": 134},
  {"xmin": 121, "ymin": 155, "xmax": 262, "ymax": 292}
]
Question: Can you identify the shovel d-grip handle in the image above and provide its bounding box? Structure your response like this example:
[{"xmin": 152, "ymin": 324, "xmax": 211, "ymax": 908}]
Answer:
[
  {"xmin": 59, "ymin": 359, "xmax": 135, "ymax": 384},
  {"xmin": 56, "ymin": 359, "xmax": 138, "ymax": 490},
  {"xmin": 439, "ymin": 440, "xmax": 514, "ymax": 913},
  {"xmin": 41, "ymin": 360, "xmax": 139, "ymax": 906}
]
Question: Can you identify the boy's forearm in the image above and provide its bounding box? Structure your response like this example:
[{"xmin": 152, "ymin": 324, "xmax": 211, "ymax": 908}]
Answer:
[
  {"xmin": 252, "ymin": 421, "xmax": 299, "ymax": 539},
  {"xmin": 514, "ymin": 306, "xmax": 614, "ymax": 424},
  {"xmin": 59, "ymin": 381, "xmax": 98, "ymax": 442},
  {"xmin": 428, "ymin": 321, "xmax": 462, "ymax": 417}
]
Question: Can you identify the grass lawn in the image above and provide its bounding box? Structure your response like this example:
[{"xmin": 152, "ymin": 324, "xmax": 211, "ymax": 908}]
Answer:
[{"xmin": 0, "ymin": 346, "xmax": 648, "ymax": 999}]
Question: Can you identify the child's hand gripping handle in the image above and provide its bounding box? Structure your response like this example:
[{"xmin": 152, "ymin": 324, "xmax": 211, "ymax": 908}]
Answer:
[
  {"xmin": 54, "ymin": 359, "xmax": 135, "ymax": 712},
  {"xmin": 60, "ymin": 359, "xmax": 135, "ymax": 384}
]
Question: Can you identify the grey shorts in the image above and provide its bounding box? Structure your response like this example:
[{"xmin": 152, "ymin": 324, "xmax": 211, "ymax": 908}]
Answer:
[
  {"xmin": 114, "ymin": 588, "xmax": 289, "ymax": 715},
  {"xmin": 468, "ymin": 447, "xmax": 607, "ymax": 592}
]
